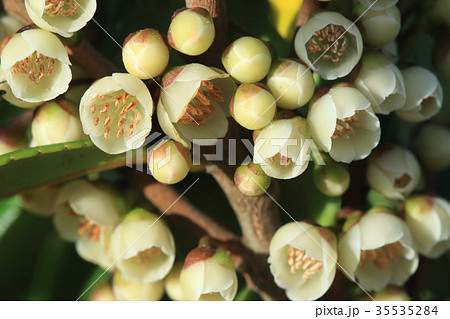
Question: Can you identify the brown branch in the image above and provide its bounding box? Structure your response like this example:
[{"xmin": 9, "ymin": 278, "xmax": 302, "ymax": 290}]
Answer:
[
  {"xmin": 206, "ymin": 163, "xmax": 281, "ymax": 254},
  {"xmin": 296, "ymin": 0, "xmax": 320, "ymax": 27},
  {"xmin": 2, "ymin": 0, "xmax": 118, "ymax": 78},
  {"xmin": 185, "ymin": 0, "xmax": 228, "ymax": 68}
]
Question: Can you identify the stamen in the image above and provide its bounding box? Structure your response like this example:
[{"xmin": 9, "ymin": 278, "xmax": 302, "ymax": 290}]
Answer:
[
  {"xmin": 306, "ymin": 24, "xmax": 349, "ymax": 64},
  {"xmin": 78, "ymin": 219, "xmax": 102, "ymax": 242},
  {"xmin": 93, "ymin": 117, "xmax": 99, "ymax": 126},
  {"xmin": 11, "ymin": 51, "xmax": 57, "ymax": 85},
  {"xmin": 134, "ymin": 247, "xmax": 163, "ymax": 264},
  {"xmin": 100, "ymin": 102, "xmax": 110, "ymax": 114},
  {"xmin": 358, "ymin": 242, "xmax": 403, "ymax": 270},
  {"xmin": 44, "ymin": 0, "xmax": 79, "ymax": 16},
  {"xmin": 287, "ymin": 245, "xmax": 323, "ymax": 279},
  {"xmin": 104, "ymin": 116, "xmax": 111, "ymax": 126},
  {"xmin": 117, "ymin": 128, "xmax": 125, "ymax": 138},
  {"xmin": 104, "ymin": 126, "xmax": 110, "ymax": 139},
  {"xmin": 118, "ymin": 117, "xmax": 127, "ymax": 127},
  {"xmin": 394, "ymin": 174, "xmax": 412, "ymax": 189},
  {"xmin": 268, "ymin": 153, "xmax": 292, "ymax": 167},
  {"xmin": 332, "ymin": 111, "xmax": 361, "ymax": 139}
]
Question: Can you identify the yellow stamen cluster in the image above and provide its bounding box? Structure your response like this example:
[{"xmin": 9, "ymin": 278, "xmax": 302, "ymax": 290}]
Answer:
[
  {"xmin": 268, "ymin": 152, "xmax": 292, "ymax": 167},
  {"xmin": 306, "ymin": 24, "xmax": 349, "ymax": 63},
  {"xmin": 332, "ymin": 110, "xmax": 361, "ymax": 139},
  {"xmin": 44, "ymin": 0, "xmax": 78, "ymax": 16},
  {"xmin": 134, "ymin": 247, "xmax": 163, "ymax": 264},
  {"xmin": 10, "ymin": 52, "xmax": 56, "ymax": 85},
  {"xmin": 358, "ymin": 242, "xmax": 403, "ymax": 270},
  {"xmin": 287, "ymin": 245, "xmax": 324, "ymax": 279},
  {"xmin": 78, "ymin": 218, "xmax": 102, "ymax": 242}
]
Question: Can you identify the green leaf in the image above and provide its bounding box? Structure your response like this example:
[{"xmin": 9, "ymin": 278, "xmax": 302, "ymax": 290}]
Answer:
[
  {"xmin": 0, "ymin": 140, "xmax": 144, "ymax": 199},
  {"xmin": 0, "ymin": 196, "xmax": 22, "ymax": 239}
]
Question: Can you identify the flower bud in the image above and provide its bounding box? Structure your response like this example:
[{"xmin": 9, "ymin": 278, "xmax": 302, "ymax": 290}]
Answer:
[
  {"xmin": 112, "ymin": 270, "xmax": 164, "ymax": 301},
  {"xmin": 230, "ymin": 83, "xmax": 276, "ymax": 130},
  {"xmin": 25, "ymin": 0, "xmax": 97, "ymax": 38},
  {"xmin": 266, "ymin": 59, "xmax": 315, "ymax": 110},
  {"xmin": 356, "ymin": 0, "xmax": 398, "ymax": 10},
  {"xmin": 109, "ymin": 208, "xmax": 175, "ymax": 283},
  {"xmin": 367, "ymin": 145, "xmax": 421, "ymax": 200},
  {"xmin": 0, "ymin": 28, "xmax": 72, "ymax": 103},
  {"xmin": 53, "ymin": 180, "xmax": 126, "ymax": 268},
  {"xmin": 221, "ymin": 36, "xmax": 272, "ymax": 83},
  {"xmin": 412, "ymin": 123, "xmax": 450, "ymax": 172},
  {"xmin": 164, "ymin": 261, "xmax": 186, "ymax": 301},
  {"xmin": 158, "ymin": 63, "xmax": 235, "ymax": 148},
  {"xmin": 395, "ymin": 66, "xmax": 443, "ymax": 122},
  {"xmin": 18, "ymin": 184, "xmax": 60, "ymax": 217},
  {"xmin": 354, "ymin": 4, "xmax": 401, "ymax": 47},
  {"xmin": 89, "ymin": 283, "xmax": 117, "ymax": 301},
  {"xmin": 294, "ymin": 11, "xmax": 363, "ymax": 80},
  {"xmin": 31, "ymin": 99, "xmax": 87, "ymax": 146},
  {"xmin": 307, "ymin": 84, "xmax": 380, "ymax": 163},
  {"xmin": 404, "ymin": 195, "xmax": 450, "ymax": 259},
  {"xmin": 148, "ymin": 139, "xmax": 191, "ymax": 184},
  {"xmin": 79, "ymin": 73, "xmax": 154, "ymax": 154},
  {"xmin": 313, "ymin": 155, "xmax": 350, "ymax": 197},
  {"xmin": 180, "ymin": 247, "xmax": 238, "ymax": 301},
  {"xmin": 353, "ymin": 52, "xmax": 406, "ymax": 114},
  {"xmin": 268, "ymin": 221, "xmax": 338, "ymax": 300},
  {"xmin": 122, "ymin": 28, "xmax": 170, "ymax": 79},
  {"xmin": 338, "ymin": 208, "xmax": 418, "ymax": 292},
  {"xmin": 234, "ymin": 162, "xmax": 271, "ymax": 197},
  {"xmin": 380, "ymin": 40, "xmax": 399, "ymax": 63},
  {"xmin": 253, "ymin": 114, "xmax": 311, "ymax": 179},
  {"xmin": 168, "ymin": 7, "xmax": 215, "ymax": 56},
  {"xmin": 357, "ymin": 286, "xmax": 410, "ymax": 301},
  {"xmin": 0, "ymin": 13, "xmax": 25, "ymax": 39}
]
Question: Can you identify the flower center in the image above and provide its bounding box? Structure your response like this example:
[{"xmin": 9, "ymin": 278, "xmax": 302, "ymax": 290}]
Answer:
[
  {"xmin": 90, "ymin": 90, "xmax": 141, "ymax": 139},
  {"xmin": 394, "ymin": 173, "xmax": 411, "ymax": 188},
  {"xmin": 358, "ymin": 242, "xmax": 403, "ymax": 270},
  {"xmin": 287, "ymin": 245, "xmax": 323, "ymax": 280},
  {"xmin": 133, "ymin": 247, "xmax": 163, "ymax": 264},
  {"xmin": 268, "ymin": 152, "xmax": 292, "ymax": 167},
  {"xmin": 306, "ymin": 24, "xmax": 349, "ymax": 63},
  {"xmin": 332, "ymin": 110, "xmax": 361, "ymax": 139},
  {"xmin": 44, "ymin": 0, "xmax": 78, "ymax": 16},
  {"xmin": 10, "ymin": 52, "xmax": 56, "ymax": 85},
  {"xmin": 178, "ymin": 80, "xmax": 224, "ymax": 125},
  {"xmin": 78, "ymin": 218, "xmax": 102, "ymax": 242}
]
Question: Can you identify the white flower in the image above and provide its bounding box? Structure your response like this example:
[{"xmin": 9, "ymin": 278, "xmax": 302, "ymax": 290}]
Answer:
[
  {"xmin": 338, "ymin": 209, "xmax": 419, "ymax": 292},
  {"xmin": 253, "ymin": 114, "xmax": 311, "ymax": 179},
  {"xmin": 404, "ymin": 196, "xmax": 450, "ymax": 259},
  {"xmin": 180, "ymin": 247, "xmax": 238, "ymax": 301},
  {"xmin": 268, "ymin": 222, "xmax": 338, "ymax": 300},
  {"xmin": 0, "ymin": 68, "xmax": 43, "ymax": 109},
  {"xmin": 395, "ymin": 66, "xmax": 443, "ymax": 122},
  {"xmin": 79, "ymin": 73, "xmax": 154, "ymax": 154},
  {"xmin": 354, "ymin": 52, "xmax": 406, "ymax": 114},
  {"xmin": 53, "ymin": 180, "xmax": 125, "ymax": 268},
  {"xmin": 18, "ymin": 185, "xmax": 60, "ymax": 217},
  {"xmin": 164, "ymin": 261, "xmax": 186, "ymax": 301},
  {"xmin": 307, "ymin": 85, "xmax": 380, "ymax": 163},
  {"xmin": 112, "ymin": 270, "xmax": 164, "ymax": 301},
  {"xmin": 0, "ymin": 28, "xmax": 72, "ymax": 103},
  {"xmin": 354, "ymin": 5, "xmax": 401, "ymax": 47},
  {"xmin": 25, "ymin": 0, "xmax": 97, "ymax": 38},
  {"xmin": 266, "ymin": 59, "xmax": 315, "ymax": 110},
  {"xmin": 356, "ymin": 0, "xmax": 398, "ymax": 11},
  {"xmin": 109, "ymin": 208, "xmax": 175, "ymax": 283},
  {"xmin": 367, "ymin": 145, "xmax": 421, "ymax": 200},
  {"xmin": 412, "ymin": 123, "xmax": 450, "ymax": 172},
  {"xmin": 294, "ymin": 11, "xmax": 363, "ymax": 80},
  {"xmin": 31, "ymin": 99, "xmax": 87, "ymax": 146},
  {"xmin": 158, "ymin": 63, "xmax": 236, "ymax": 148}
]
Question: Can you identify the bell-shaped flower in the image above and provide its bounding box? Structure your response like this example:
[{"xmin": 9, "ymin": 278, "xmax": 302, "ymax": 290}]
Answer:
[
  {"xmin": 268, "ymin": 221, "xmax": 338, "ymax": 300},
  {"xmin": 404, "ymin": 195, "xmax": 450, "ymax": 259},
  {"xmin": 0, "ymin": 13, "xmax": 25, "ymax": 39},
  {"xmin": 79, "ymin": 73, "xmax": 154, "ymax": 154},
  {"xmin": 313, "ymin": 155, "xmax": 350, "ymax": 197},
  {"xmin": 157, "ymin": 63, "xmax": 236, "ymax": 148},
  {"xmin": 367, "ymin": 145, "xmax": 421, "ymax": 200},
  {"xmin": 31, "ymin": 98, "xmax": 87, "ymax": 146},
  {"xmin": 354, "ymin": 4, "xmax": 401, "ymax": 47},
  {"xmin": 180, "ymin": 247, "xmax": 238, "ymax": 301},
  {"xmin": 18, "ymin": 184, "xmax": 60, "ymax": 217},
  {"xmin": 89, "ymin": 283, "xmax": 116, "ymax": 301},
  {"xmin": 53, "ymin": 179, "xmax": 126, "ymax": 268},
  {"xmin": 307, "ymin": 84, "xmax": 380, "ymax": 163},
  {"xmin": 395, "ymin": 66, "xmax": 443, "ymax": 122},
  {"xmin": 0, "ymin": 28, "xmax": 72, "ymax": 103},
  {"xmin": 356, "ymin": 0, "xmax": 398, "ymax": 10},
  {"xmin": 164, "ymin": 261, "xmax": 186, "ymax": 301},
  {"xmin": 148, "ymin": 139, "xmax": 192, "ymax": 184},
  {"xmin": 266, "ymin": 59, "xmax": 315, "ymax": 110},
  {"xmin": 294, "ymin": 11, "xmax": 363, "ymax": 80},
  {"xmin": 0, "ymin": 69, "xmax": 43, "ymax": 109},
  {"xmin": 338, "ymin": 208, "xmax": 418, "ymax": 292},
  {"xmin": 353, "ymin": 52, "xmax": 406, "ymax": 115},
  {"xmin": 25, "ymin": 0, "xmax": 97, "ymax": 38},
  {"xmin": 109, "ymin": 208, "xmax": 175, "ymax": 283},
  {"xmin": 412, "ymin": 123, "xmax": 450, "ymax": 172},
  {"xmin": 357, "ymin": 286, "xmax": 410, "ymax": 301},
  {"xmin": 112, "ymin": 270, "xmax": 164, "ymax": 301},
  {"xmin": 253, "ymin": 113, "xmax": 311, "ymax": 179}
]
